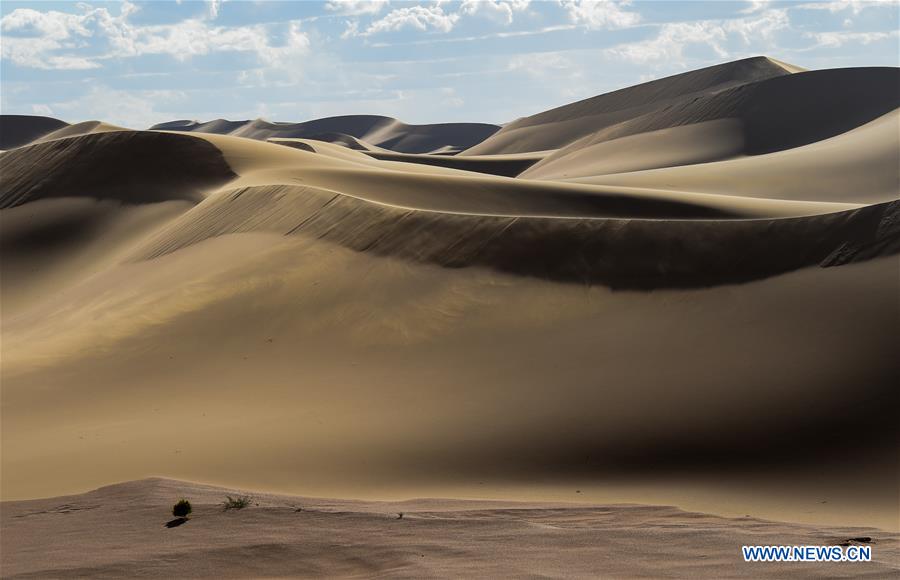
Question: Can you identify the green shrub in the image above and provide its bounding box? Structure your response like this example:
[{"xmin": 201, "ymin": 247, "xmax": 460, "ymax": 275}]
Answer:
[
  {"xmin": 222, "ymin": 495, "xmax": 252, "ymax": 510},
  {"xmin": 172, "ymin": 499, "xmax": 192, "ymax": 518}
]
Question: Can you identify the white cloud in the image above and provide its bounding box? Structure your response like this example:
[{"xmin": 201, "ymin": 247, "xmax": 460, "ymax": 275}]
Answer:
[
  {"xmin": 341, "ymin": 20, "xmax": 360, "ymax": 39},
  {"xmin": 606, "ymin": 8, "xmax": 789, "ymax": 63},
  {"xmin": 508, "ymin": 51, "xmax": 577, "ymax": 78},
  {"xmin": 438, "ymin": 87, "xmax": 464, "ymax": 108},
  {"xmin": 558, "ymin": 0, "xmax": 641, "ymax": 30},
  {"xmin": 794, "ymin": 0, "xmax": 893, "ymax": 15},
  {"xmin": 206, "ymin": 0, "xmax": 225, "ymax": 20},
  {"xmin": 459, "ymin": 0, "xmax": 531, "ymax": 25},
  {"xmin": 804, "ymin": 28, "xmax": 900, "ymax": 47},
  {"xmin": 351, "ymin": 4, "xmax": 460, "ymax": 36},
  {"xmin": 325, "ymin": 0, "xmax": 389, "ymax": 15},
  {"xmin": 31, "ymin": 103, "xmax": 54, "ymax": 116},
  {"xmin": 1, "ymin": 36, "xmax": 101, "ymax": 70},
  {"xmin": 726, "ymin": 6, "xmax": 790, "ymax": 44},
  {"xmin": 49, "ymin": 85, "xmax": 186, "ymax": 128},
  {"xmin": 114, "ymin": 19, "xmax": 310, "ymax": 66},
  {"xmin": 0, "ymin": 3, "xmax": 310, "ymax": 71},
  {"xmin": 741, "ymin": 0, "xmax": 772, "ymax": 13},
  {"xmin": 367, "ymin": 24, "xmax": 576, "ymax": 47},
  {"xmin": 0, "ymin": 7, "xmax": 99, "ymax": 69},
  {"xmin": 0, "ymin": 7, "xmax": 92, "ymax": 37},
  {"xmin": 342, "ymin": 1, "xmax": 532, "ymax": 38}
]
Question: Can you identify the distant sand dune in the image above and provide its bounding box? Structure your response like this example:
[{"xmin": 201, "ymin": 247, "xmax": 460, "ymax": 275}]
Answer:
[{"xmin": 152, "ymin": 114, "xmax": 500, "ymax": 154}]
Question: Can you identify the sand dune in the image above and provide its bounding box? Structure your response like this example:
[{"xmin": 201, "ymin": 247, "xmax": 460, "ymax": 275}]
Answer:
[
  {"xmin": 31, "ymin": 120, "xmax": 130, "ymax": 143},
  {"xmin": 360, "ymin": 150, "xmax": 547, "ymax": 177},
  {"xmin": 120, "ymin": 182, "xmax": 895, "ymax": 288},
  {"xmin": 521, "ymin": 67, "xmax": 899, "ymax": 179},
  {"xmin": 0, "ymin": 114, "xmax": 69, "ymax": 150},
  {"xmin": 462, "ymin": 56, "xmax": 798, "ymax": 156},
  {"xmin": 561, "ymin": 109, "xmax": 900, "ymax": 203},
  {"xmin": 2, "ymin": 56, "xmax": 899, "ymax": 577},
  {"xmin": 188, "ymin": 130, "xmax": 860, "ymax": 219},
  {"xmin": 289, "ymin": 131, "xmax": 390, "ymax": 152},
  {"xmin": 521, "ymin": 119, "xmax": 746, "ymax": 178},
  {"xmin": 152, "ymin": 115, "xmax": 500, "ymax": 154},
  {"xmin": 0, "ymin": 131, "xmax": 235, "ymax": 209},
  {"xmin": 3, "ymin": 478, "xmax": 897, "ymax": 578}
]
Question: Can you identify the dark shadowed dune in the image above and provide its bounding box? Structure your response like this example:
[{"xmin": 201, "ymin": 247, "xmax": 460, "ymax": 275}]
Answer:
[
  {"xmin": 0, "ymin": 131, "xmax": 236, "ymax": 209},
  {"xmin": 361, "ymin": 150, "xmax": 545, "ymax": 177},
  {"xmin": 0, "ymin": 115, "xmax": 69, "ymax": 150},
  {"xmin": 127, "ymin": 184, "xmax": 900, "ymax": 290}
]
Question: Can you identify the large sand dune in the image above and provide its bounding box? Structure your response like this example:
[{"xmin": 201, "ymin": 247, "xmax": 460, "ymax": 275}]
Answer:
[
  {"xmin": 462, "ymin": 56, "xmax": 799, "ymax": 156},
  {"xmin": 1, "ymin": 56, "xmax": 899, "ymax": 576},
  {"xmin": 522, "ymin": 67, "xmax": 899, "ymax": 180}
]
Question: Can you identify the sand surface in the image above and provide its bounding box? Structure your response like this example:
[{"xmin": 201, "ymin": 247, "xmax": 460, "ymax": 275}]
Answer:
[
  {"xmin": 3, "ymin": 478, "xmax": 898, "ymax": 578},
  {"xmin": 1, "ymin": 55, "xmax": 898, "ymax": 576}
]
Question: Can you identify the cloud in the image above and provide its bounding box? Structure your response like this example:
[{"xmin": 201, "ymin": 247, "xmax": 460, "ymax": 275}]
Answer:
[
  {"xmin": 0, "ymin": 3, "xmax": 310, "ymax": 71},
  {"xmin": 31, "ymin": 103, "xmax": 54, "ymax": 116},
  {"xmin": 0, "ymin": 7, "xmax": 100, "ymax": 69},
  {"xmin": 349, "ymin": 4, "xmax": 460, "ymax": 36},
  {"xmin": 113, "ymin": 19, "xmax": 310, "ymax": 66},
  {"xmin": 206, "ymin": 0, "xmax": 224, "ymax": 20},
  {"xmin": 741, "ymin": 0, "xmax": 772, "ymax": 13},
  {"xmin": 804, "ymin": 28, "xmax": 900, "ymax": 47},
  {"xmin": 340, "ymin": 20, "xmax": 360, "ymax": 39},
  {"xmin": 794, "ymin": 0, "xmax": 892, "ymax": 15},
  {"xmin": 341, "ymin": 0, "xmax": 531, "ymax": 38},
  {"xmin": 558, "ymin": 0, "xmax": 641, "ymax": 30},
  {"xmin": 459, "ymin": 0, "xmax": 531, "ymax": 25},
  {"xmin": 48, "ymin": 85, "xmax": 186, "ymax": 128},
  {"xmin": 325, "ymin": 0, "xmax": 389, "ymax": 15},
  {"xmin": 606, "ymin": 8, "xmax": 789, "ymax": 63},
  {"xmin": 0, "ymin": 7, "xmax": 93, "ymax": 37},
  {"xmin": 507, "ymin": 51, "xmax": 578, "ymax": 78},
  {"xmin": 438, "ymin": 87, "xmax": 464, "ymax": 108},
  {"xmin": 367, "ymin": 24, "xmax": 576, "ymax": 47}
]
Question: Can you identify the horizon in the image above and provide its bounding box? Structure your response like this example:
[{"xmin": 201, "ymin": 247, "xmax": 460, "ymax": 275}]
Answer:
[{"xmin": 1, "ymin": 0, "xmax": 898, "ymax": 128}]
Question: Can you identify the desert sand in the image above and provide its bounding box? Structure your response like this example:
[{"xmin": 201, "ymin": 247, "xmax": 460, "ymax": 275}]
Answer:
[
  {"xmin": 3, "ymin": 478, "xmax": 898, "ymax": 578},
  {"xmin": 1, "ymin": 56, "xmax": 898, "ymax": 576}
]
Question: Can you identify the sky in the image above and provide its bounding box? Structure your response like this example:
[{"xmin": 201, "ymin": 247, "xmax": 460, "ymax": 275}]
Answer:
[{"xmin": 1, "ymin": 0, "xmax": 898, "ymax": 128}]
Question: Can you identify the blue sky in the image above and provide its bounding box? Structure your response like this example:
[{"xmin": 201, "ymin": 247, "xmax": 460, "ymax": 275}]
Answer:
[{"xmin": 1, "ymin": 1, "xmax": 897, "ymax": 127}]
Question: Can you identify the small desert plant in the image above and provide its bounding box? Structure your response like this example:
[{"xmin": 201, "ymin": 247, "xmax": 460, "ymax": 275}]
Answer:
[
  {"xmin": 172, "ymin": 499, "xmax": 192, "ymax": 518},
  {"xmin": 222, "ymin": 495, "xmax": 253, "ymax": 510}
]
